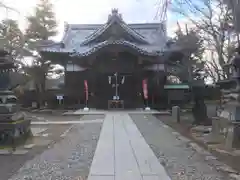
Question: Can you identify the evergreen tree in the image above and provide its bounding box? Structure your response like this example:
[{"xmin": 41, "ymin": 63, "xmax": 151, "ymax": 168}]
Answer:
[
  {"xmin": 25, "ymin": 0, "xmax": 57, "ymax": 43},
  {"xmin": 171, "ymin": 25, "xmax": 205, "ymax": 83},
  {"xmin": 0, "ymin": 19, "xmax": 25, "ymax": 60},
  {"xmin": 24, "ymin": 0, "xmax": 57, "ymax": 107}
]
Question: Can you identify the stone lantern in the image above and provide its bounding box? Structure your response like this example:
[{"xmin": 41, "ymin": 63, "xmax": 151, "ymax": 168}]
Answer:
[
  {"xmin": 215, "ymin": 46, "xmax": 240, "ymax": 149},
  {"xmin": 0, "ymin": 49, "xmax": 31, "ymax": 148}
]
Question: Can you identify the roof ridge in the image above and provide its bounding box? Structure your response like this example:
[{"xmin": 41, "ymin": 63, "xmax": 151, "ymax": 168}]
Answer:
[
  {"xmin": 82, "ymin": 23, "xmax": 110, "ymax": 44},
  {"xmin": 119, "ymin": 22, "xmax": 146, "ymax": 39},
  {"xmin": 66, "ymin": 22, "xmax": 163, "ymax": 28}
]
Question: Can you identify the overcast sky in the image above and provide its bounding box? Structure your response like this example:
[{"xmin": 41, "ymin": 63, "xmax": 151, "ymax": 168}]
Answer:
[{"xmin": 0, "ymin": 0, "xmax": 183, "ymax": 40}]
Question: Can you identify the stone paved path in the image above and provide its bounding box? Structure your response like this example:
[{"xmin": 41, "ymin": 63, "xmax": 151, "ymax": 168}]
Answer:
[
  {"xmin": 65, "ymin": 109, "xmax": 169, "ymax": 115},
  {"xmin": 88, "ymin": 113, "xmax": 171, "ymax": 180}
]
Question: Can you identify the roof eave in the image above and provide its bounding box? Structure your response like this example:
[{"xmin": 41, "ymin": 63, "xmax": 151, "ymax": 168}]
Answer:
[{"xmin": 70, "ymin": 40, "xmax": 161, "ymax": 58}]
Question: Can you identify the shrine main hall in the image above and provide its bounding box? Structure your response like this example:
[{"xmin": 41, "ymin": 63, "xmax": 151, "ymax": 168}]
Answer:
[{"xmin": 39, "ymin": 9, "xmax": 186, "ymax": 109}]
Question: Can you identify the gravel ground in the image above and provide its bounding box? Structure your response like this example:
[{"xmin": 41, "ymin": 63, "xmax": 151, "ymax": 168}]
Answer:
[
  {"xmin": 131, "ymin": 114, "xmax": 230, "ymax": 180},
  {"xmin": 0, "ymin": 124, "xmax": 73, "ymax": 180},
  {"xmin": 159, "ymin": 113, "xmax": 240, "ymax": 174},
  {"xmin": 8, "ymin": 122, "xmax": 102, "ymax": 180},
  {"xmin": 26, "ymin": 113, "xmax": 83, "ymax": 122},
  {"xmin": 27, "ymin": 113, "xmax": 105, "ymax": 122}
]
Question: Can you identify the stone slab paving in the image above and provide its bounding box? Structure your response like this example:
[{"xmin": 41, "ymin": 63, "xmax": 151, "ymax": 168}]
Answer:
[
  {"xmin": 8, "ymin": 115, "xmax": 103, "ymax": 180},
  {"xmin": 131, "ymin": 114, "xmax": 231, "ymax": 180},
  {"xmin": 88, "ymin": 113, "xmax": 170, "ymax": 180},
  {"xmin": 64, "ymin": 109, "xmax": 170, "ymax": 115},
  {"xmin": 89, "ymin": 115, "xmax": 114, "ymax": 176}
]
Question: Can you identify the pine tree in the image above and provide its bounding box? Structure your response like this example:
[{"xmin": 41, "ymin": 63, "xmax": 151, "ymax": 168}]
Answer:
[
  {"xmin": 24, "ymin": 0, "xmax": 57, "ymax": 107},
  {"xmin": 25, "ymin": 0, "xmax": 57, "ymax": 43},
  {"xmin": 0, "ymin": 19, "xmax": 25, "ymax": 59},
  {"xmin": 168, "ymin": 25, "xmax": 205, "ymax": 83}
]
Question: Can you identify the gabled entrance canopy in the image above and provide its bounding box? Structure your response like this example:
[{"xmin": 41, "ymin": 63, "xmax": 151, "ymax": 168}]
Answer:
[{"xmin": 81, "ymin": 9, "xmax": 150, "ymax": 45}]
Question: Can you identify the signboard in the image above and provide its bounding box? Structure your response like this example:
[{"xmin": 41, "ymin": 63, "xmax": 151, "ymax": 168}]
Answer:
[
  {"xmin": 113, "ymin": 95, "xmax": 120, "ymax": 100},
  {"xmin": 56, "ymin": 95, "xmax": 64, "ymax": 100}
]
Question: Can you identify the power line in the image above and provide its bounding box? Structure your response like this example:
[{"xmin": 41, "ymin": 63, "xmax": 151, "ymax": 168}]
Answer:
[
  {"xmin": 154, "ymin": 0, "xmax": 171, "ymax": 22},
  {"xmin": 0, "ymin": 2, "xmax": 20, "ymax": 16}
]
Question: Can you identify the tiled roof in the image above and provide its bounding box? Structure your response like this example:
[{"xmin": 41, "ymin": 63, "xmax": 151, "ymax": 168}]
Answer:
[
  {"xmin": 39, "ymin": 9, "xmax": 168, "ymax": 57},
  {"xmin": 70, "ymin": 40, "xmax": 162, "ymax": 57}
]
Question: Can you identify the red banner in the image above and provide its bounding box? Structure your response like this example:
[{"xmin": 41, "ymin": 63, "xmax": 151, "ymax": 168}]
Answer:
[
  {"xmin": 142, "ymin": 79, "xmax": 148, "ymax": 99},
  {"xmin": 84, "ymin": 80, "xmax": 88, "ymax": 101}
]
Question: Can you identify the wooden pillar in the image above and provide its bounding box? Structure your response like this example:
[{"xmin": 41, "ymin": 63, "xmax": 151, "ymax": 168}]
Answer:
[
  {"xmin": 152, "ymin": 94, "xmax": 154, "ymax": 108},
  {"xmin": 136, "ymin": 63, "xmax": 144, "ymax": 109}
]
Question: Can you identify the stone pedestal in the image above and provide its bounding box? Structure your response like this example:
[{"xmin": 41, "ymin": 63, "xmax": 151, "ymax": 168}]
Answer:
[
  {"xmin": 205, "ymin": 117, "xmax": 224, "ymax": 144},
  {"xmin": 0, "ymin": 91, "xmax": 32, "ymax": 147},
  {"xmin": 218, "ymin": 103, "xmax": 240, "ymax": 149},
  {"xmin": 145, "ymin": 107, "xmax": 151, "ymax": 111},
  {"xmin": 83, "ymin": 107, "xmax": 89, "ymax": 111},
  {"xmin": 225, "ymin": 122, "xmax": 240, "ymax": 150}
]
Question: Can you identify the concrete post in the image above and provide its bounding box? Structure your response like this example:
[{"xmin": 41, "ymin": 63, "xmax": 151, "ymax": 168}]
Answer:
[
  {"xmin": 172, "ymin": 106, "xmax": 180, "ymax": 123},
  {"xmin": 211, "ymin": 117, "xmax": 222, "ymax": 138}
]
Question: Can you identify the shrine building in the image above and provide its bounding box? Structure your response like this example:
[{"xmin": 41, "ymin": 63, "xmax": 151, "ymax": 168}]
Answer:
[{"xmin": 38, "ymin": 9, "xmax": 188, "ymax": 109}]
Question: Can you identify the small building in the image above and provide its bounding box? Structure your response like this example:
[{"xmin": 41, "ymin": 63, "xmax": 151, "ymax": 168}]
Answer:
[{"xmin": 38, "ymin": 9, "xmax": 187, "ymax": 109}]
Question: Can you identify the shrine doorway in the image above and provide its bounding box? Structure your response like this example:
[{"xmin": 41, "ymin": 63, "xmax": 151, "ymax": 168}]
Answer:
[
  {"xmin": 90, "ymin": 50, "xmax": 143, "ymax": 109},
  {"xmin": 93, "ymin": 72, "xmax": 141, "ymax": 109}
]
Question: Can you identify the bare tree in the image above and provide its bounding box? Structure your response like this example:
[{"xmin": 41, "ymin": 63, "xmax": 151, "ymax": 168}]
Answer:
[{"xmin": 171, "ymin": 0, "xmax": 237, "ymax": 81}]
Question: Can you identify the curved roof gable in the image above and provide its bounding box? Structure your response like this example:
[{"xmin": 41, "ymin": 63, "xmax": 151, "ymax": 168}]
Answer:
[
  {"xmin": 81, "ymin": 9, "xmax": 150, "ymax": 45},
  {"xmin": 70, "ymin": 40, "xmax": 160, "ymax": 57}
]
